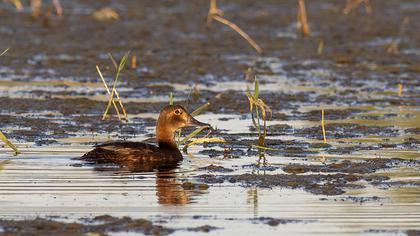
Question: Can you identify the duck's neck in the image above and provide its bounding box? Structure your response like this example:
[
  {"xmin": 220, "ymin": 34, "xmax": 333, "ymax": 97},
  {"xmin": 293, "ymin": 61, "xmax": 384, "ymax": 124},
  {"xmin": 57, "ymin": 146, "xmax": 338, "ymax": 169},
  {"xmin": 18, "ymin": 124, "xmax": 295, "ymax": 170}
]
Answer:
[{"xmin": 156, "ymin": 126, "xmax": 178, "ymax": 150}]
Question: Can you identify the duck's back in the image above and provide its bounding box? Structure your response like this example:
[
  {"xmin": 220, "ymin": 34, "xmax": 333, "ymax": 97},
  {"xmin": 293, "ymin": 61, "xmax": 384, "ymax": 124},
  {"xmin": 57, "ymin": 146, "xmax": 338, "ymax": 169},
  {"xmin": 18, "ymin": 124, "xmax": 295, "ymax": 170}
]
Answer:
[{"xmin": 80, "ymin": 141, "xmax": 182, "ymax": 171}]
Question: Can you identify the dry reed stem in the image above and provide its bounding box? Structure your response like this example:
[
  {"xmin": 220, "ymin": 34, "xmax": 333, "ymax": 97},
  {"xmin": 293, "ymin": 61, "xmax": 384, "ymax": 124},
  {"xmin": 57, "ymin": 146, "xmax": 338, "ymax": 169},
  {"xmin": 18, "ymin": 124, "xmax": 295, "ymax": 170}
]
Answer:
[
  {"xmin": 245, "ymin": 67, "xmax": 255, "ymax": 81},
  {"xmin": 96, "ymin": 65, "xmax": 122, "ymax": 120},
  {"xmin": 206, "ymin": 0, "xmax": 223, "ymax": 25},
  {"xmin": 131, "ymin": 55, "xmax": 137, "ymax": 69},
  {"xmin": 317, "ymin": 39, "xmax": 324, "ymax": 55},
  {"xmin": 387, "ymin": 17, "xmax": 410, "ymax": 55},
  {"xmin": 320, "ymin": 155, "xmax": 326, "ymax": 164},
  {"xmin": 51, "ymin": 0, "xmax": 62, "ymax": 16},
  {"xmin": 248, "ymin": 97, "xmax": 272, "ymax": 127},
  {"xmin": 30, "ymin": 0, "xmax": 42, "ymax": 17},
  {"xmin": 102, "ymin": 52, "xmax": 130, "ymax": 120},
  {"xmin": 343, "ymin": 0, "xmax": 372, "ymax": 15},
  {"xmin": 207, "ymin": 0, "xmax": 262, "ymax": 54},
  {"xmin": 8, "ymin": 0, "xmax": 23, "ymax": 11},
  {"xmin": 0, "ymin": 48, "xmax": 9, "ymax": 57},
  {"xmin": 297, "ymin": 0, "xmax": 310, "ymax": 36},
  {"xmin": 0, "ymin": 131, "xmax": 20, "ymax": 155},
  {"xmin": 113, "ymin": 89, "xmax": 128, "ymax": 120},
  {"xmin": 321, "ymin": 109, "xmax": 327, "ymax": 143},
  {"xmin": 398, "ymin": 83, "xmax": 403, "ymax": 97},
  {"xmin": 212, "ymin": 15, "xmax": 262, "ymax": 54},
  {"xmin": 387, "ymin": 42, "xmax": 399, "ymax": 54}
]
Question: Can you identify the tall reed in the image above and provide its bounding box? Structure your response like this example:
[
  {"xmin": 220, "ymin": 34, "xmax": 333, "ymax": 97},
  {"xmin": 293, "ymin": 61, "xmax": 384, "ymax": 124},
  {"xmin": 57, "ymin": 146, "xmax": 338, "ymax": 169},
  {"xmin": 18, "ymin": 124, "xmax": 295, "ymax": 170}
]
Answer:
[{"xmin": 207, "ymin": 0, "xmax": 262, "ymax": 53}]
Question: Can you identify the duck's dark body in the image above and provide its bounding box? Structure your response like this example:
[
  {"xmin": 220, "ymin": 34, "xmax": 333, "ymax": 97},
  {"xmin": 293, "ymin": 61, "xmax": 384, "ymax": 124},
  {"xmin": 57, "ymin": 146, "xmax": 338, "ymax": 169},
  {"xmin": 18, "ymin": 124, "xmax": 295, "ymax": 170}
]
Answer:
[
  {"xmin": 80, "ymin": 141, "xmax": 182, "ymax": 172},
  {"xmin": 79, "ymin": 105, "xmax": 211, "ymax": 172}
]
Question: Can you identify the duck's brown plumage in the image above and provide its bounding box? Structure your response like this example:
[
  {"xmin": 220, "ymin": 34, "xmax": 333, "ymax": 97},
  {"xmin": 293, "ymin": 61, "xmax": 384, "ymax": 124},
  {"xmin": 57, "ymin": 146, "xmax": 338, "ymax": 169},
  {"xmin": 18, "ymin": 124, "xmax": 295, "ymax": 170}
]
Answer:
[{"xmin": 79, "ymin": 105, "xmax": 211, "ymax": 172}]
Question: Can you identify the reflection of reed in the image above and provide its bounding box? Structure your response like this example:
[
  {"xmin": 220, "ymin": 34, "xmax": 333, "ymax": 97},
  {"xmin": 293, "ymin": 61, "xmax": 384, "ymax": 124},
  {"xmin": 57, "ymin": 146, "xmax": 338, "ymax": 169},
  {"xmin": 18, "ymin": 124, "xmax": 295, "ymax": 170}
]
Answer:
[
  {"xmin": 247, "ymin": 187, "xmax": 259, "ymax": 217},
  {"xmin": 156, "ymin": 170, "xmax": 189, "ymax": 205}
]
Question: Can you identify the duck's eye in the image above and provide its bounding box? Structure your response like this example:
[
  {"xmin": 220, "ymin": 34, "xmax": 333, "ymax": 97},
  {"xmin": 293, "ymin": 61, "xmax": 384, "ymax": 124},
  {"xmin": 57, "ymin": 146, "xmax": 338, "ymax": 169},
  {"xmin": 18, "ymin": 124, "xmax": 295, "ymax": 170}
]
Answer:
[{"xmin": 174, "ymin": 109, "xmax": 182, "ymax": 115}]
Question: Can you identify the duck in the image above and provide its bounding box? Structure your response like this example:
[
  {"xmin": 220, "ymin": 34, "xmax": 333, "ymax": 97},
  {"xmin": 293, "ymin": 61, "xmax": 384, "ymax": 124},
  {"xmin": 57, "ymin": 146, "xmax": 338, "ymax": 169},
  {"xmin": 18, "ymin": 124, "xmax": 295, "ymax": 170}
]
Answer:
[{"xmin": 80, "ymin": 105, "xmax": 211, "ymax": 172}]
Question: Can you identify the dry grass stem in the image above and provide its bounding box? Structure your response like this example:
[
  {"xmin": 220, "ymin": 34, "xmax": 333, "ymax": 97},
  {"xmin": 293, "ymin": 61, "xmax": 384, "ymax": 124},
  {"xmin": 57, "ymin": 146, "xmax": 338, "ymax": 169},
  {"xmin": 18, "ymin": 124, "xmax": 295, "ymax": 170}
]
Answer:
[
  {"xmin": 29, "ymin": 0, "xmax": 62, "ymax": 17},
  {"xmin": 51, "ymin": 0, "xmax": 62, "ymax": 16},
  {"xmin": 131, "ymin": 55, "xmax": 137, "ymax": 69},
  {"xmin": 96, "ymin": 65, "xmax": 122, "ymax": 120},
  {"xmin": 185, "ymin": 137, "xmax": 225, "ymax": 150},
  {"xmin": 320, "ymin": 156, "xmax": 326, "ymax": 164},
  {"xmin": 0, "ymin": 131, "xmax": 20, "ymax": 155},
  {"xmin": 387, "ymin": 17, "xmax": 410, "ymax": 55},
  {"xmin": 113, "ymin": 90, "xmax": 128, "ymax": 120},
  {"xmin": 247, "ymin": 79, "xmax": 271, "ymax": 147},
  {"xmin": 0, "ymin": 48, "xmax": 9, "ymax": 57},
  {"xmin": 207, "ymin": 0, "xmax": 262, "ymax": 54},
  {"xmin": 317, "ymin": 39, "xmax": 324, "ymax": 55},
  {"xmin": 206, "ymin": 0, "xmax": 223, "ymax": 25},
  {"xmin": 297, "ymin": 0, "xmax": 310, "ymax": 36},
  {"xmin": 212, "ymin": 15, "xmax": 262, "ymax": 54},
  {"xmin": 245, "ymin": 67, "xmax": 255, "ymax": 81},
  {"xmin": 387, "ymin": 42, "xmax": 399, "ymax": 54},
  {"xmin": 398, "ymin": 83, "xmax": 403, "ymax": 97},
  {"xmin": 102, "ymin": 51, "xmax": 130, "ymax": 121},
  {"xmin": 343, "ymin": 0, "xmax": 372, "ymax": 14},
  {"xmin": 7, "ymin": 0, "xmax": 23, "ymax": 11},
  {"xmin": 321, "ymin": 109, "xmax": 327, "ymax": 143}
]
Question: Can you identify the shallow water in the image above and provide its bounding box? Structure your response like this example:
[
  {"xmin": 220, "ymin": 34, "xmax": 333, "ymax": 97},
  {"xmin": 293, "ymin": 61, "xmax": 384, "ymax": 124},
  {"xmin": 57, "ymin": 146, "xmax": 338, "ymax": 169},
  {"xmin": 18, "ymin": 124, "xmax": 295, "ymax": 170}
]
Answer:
[{"xmin": 0, "ymin": 145, "xmax": 419, "ymax": 235}]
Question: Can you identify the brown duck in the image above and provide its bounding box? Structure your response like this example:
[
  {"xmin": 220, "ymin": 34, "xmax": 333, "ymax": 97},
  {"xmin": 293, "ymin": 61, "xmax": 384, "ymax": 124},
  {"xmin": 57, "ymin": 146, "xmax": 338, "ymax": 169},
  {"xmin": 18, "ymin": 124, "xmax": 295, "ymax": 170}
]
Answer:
[{"xmin": 81, "ymin": 105, "xmax": 211, "ymax": 171}]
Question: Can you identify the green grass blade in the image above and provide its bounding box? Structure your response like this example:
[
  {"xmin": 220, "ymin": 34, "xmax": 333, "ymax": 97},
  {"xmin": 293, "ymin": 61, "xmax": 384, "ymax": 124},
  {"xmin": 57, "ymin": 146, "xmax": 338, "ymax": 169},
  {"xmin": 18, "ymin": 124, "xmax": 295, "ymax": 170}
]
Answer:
[
  {"xmin": 184, "ymin": 137, "xmax": 225, "ymax": 149},
  {"xmin": 254, "ymin": 79, "xmax": 259, "ymax": 99},
  {"xmin": 108, "ymin": 53, "xmax": 118, "ymax": 71},
  {"xmin": 118, "ymin": 51, "xmax": 130, "ymax": 72},
  {"xmin": 0, "ymin": 131, "xmax": 20, "ymax": 155},
  {"xmin": 251, "ymin": 145, "xmax": 277, "ymax": 151},
  {"xmin": 102, "ymin": 51, "xmax": 130, "ymax": 120},
  {"xmin": 191, "ymin": 102, "xmax": 210, "ymax": 117},
  {"xmin": 180, "ymin": 126, "xmax": 207, "ymax": 144},
  {"xmin": 169, "ymin": 92, "xmax": 173, "ymax": 105}
]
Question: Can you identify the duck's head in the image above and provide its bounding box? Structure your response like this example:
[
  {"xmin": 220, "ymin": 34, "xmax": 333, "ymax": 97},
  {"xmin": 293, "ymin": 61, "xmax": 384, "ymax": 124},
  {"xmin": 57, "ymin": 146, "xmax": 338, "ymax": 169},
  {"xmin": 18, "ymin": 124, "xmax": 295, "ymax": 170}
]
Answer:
[{"xmin": 156, "ymin": 105, "xmax": 211, "ymax": 149}]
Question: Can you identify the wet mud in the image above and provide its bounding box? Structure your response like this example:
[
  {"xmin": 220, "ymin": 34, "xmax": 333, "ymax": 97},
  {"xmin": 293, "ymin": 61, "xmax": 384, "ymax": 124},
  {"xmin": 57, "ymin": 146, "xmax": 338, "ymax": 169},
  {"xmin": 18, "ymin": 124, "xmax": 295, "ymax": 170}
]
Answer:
[
  {"xmin": 197, "ymin": 172, "xmax": 386, "ymax": 195},
  {"xmin": 0, "ymin": 215, "xmax": 174, "ymax": 236}
]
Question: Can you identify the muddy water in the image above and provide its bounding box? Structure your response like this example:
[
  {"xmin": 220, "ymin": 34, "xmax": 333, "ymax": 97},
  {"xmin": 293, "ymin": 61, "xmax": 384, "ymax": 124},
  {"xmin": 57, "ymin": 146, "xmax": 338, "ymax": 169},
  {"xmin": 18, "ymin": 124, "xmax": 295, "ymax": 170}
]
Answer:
[{"xmin": 0, "ymin": 0, "xmax": 420, "ymax": 235}]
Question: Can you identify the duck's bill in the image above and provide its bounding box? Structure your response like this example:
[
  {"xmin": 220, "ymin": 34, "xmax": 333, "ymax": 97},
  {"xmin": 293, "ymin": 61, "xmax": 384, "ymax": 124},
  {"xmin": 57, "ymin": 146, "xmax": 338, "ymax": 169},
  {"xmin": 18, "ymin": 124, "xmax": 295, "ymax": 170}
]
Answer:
[{"xmin": 187, "ymin": 116, "xmax": 212, "ymax": 129}]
